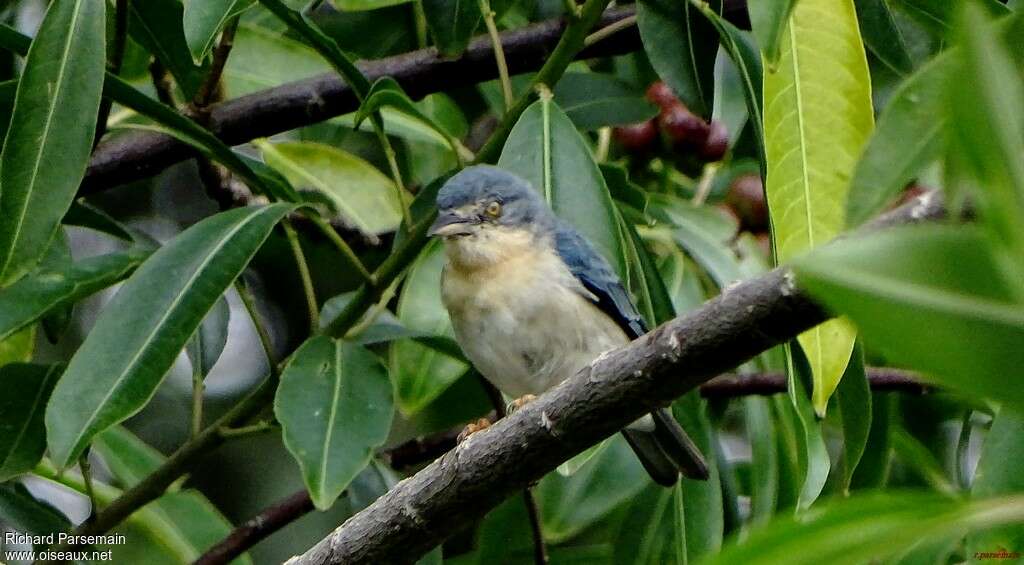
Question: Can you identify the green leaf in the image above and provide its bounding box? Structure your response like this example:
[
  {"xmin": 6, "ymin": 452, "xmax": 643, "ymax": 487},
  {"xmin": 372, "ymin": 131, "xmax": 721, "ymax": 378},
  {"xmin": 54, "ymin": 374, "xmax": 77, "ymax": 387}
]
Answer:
[
  {"xmin": 763, "ymin": 0, "xmax": 874, "ymax": 415},
  {"xmin": 276, "ymin": 336, "xmax": 394, "ymax": 510},
  {"xmin": 330, "ymin": 0, "xmax": 413, "ymax": 11},
  {"xmin": 391, "ymin": 240, "xmax": 469, "ymax": 415},
  {"xmin": 45, "ymin": 204, "xmax": 295, "ymax": 469},
  {"xmin": 63, "ymin": 201, "xmax": 136, "ymax": 241},
  {"xmin": 835, "ymin": 343, "xmax": 870, "ymax": 493},
  {"xmin": 421, "ymin": 0, "xmax": 481, "ymax": 57},
  {"xmin": 848, "ymin": 14, "xmax": 1024, "ymax": 227},
  {"xmin": 706, "ymin": 492, "xmax": 1024, "ymax": 565},
  {"xmin": 786, "ymin": 342, "xmax": 830, "ymax": 510},
  {"xmin": 947, "ymin": 7, "xmax": 1024, "ymax": 279},
  {"xmin": 355, "ymin": 77, "xmax": 467, "ymax": 162},
  {"xmin": 538, "ymin": 435, "xmax": 648, "ymax": 543},
  {"xmin": 0, "ymin": 79, "xmax": 15, "ymax": 142},
  {"xmin": 0, "ymin": 326, "xmax": 34, "ymax": 367},
  {"xmin": 651, "ymin": 195, "xmax": 742, "ymax": 287},
  {"xmin": 636, "ymin": 0, "xmax": 719, "ymax": 117},
  {"xmin": 552, "ymin": 72, "xmax": 658, "ymax": 131},
  {"xmin": 186, "ymin": 296, "xmax": 230, "ymax": 379},
  {"xmin": 0, "ymin": 0, "xmax": 105, "ymax": 286},
  {"xmin": 892, "ymin": 0, "xmax": 1009, "ymax": 36},
  {"xmin": 794, "ymin": 225, "xmax": 1024, "ymax": 411},
  {"xmin": 128, "ymin": 0, "xmax": 209, "ymax": 99},
  {"xmin": 614, "ymin": 485, "xmax": 685, "ymax": 565},
  {"xmin": 746, "ymin": 0, "xmax": 797, "ymax": 67},
  {"xmin": 0, "ymin": 482, "xmax": 70, "ymax": 538},
  {"xmin": 498, "ymin": 96, "xmax": 627, "ymax": 279},
  {"xmin": 890, "ymin": 428, "xmax": 957, "ymax": 495},
  {"xmin": 0, "ymin": 249, "xmax": 149, "ymax": 343},
  {"xmin": 183, "ymin": 0, "xmax": 253, "ymax": 64},
  {"xmin": 695, "ymin": 7, "xmax": 765, "ymax": 167},
  {"xmin": 0, "ymin": 364, "xmax": 61, "ymax": 480},
  {"xmin": 257, "ymin": 140, "xmax": 404, "ymax": 236},
  {"xmin": 854, "ymin": 0, "xmax": 914, "ymax": 75},
  {"xmin": 967, "ymin": 409, "xmax": 1024, "ymax": 557},
  {"xmin": 744, "ymin": 396, "xmax": 779, "ymax": 523},
  {"xmin": 223, "ymin": 24, "xmax": 329, "ymax": 97},
  {"xmin": 91, "ymin": 426, "xmax": 254, "ymax": 564},
  {"xmin": 849, "ymin": 392, "xmax": 893, "ymax": 490}
]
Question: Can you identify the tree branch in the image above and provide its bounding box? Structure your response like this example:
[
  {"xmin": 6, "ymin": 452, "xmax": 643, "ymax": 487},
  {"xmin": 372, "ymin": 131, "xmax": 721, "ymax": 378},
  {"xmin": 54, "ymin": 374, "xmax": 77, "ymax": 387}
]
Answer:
[
  {"xmin": 285, "ymin": 192, "xmax": 947, "ymax": 564},
  {"xmin": 194, "ymin": 489, "xmax": 315, "ymax": 565}
]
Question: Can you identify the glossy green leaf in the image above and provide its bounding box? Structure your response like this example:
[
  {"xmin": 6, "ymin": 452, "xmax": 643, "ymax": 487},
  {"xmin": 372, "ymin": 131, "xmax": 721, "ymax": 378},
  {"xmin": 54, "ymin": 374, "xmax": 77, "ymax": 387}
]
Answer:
[
  {"xmin": 835, "ymin": 343, "xmax": 870, "ymax": 493},
  {"xmin": 614, "ymin": 485, "xmax": 685, "ymax": 565},
  {"xmin": 746, "ymin": 0, "xmax": 797, "ymax": 66},
  {"xmin": 890, "ymin": 428, "xmax": 956, "ymax": 495},
  {"xmin": 947, "ymin": 7, "xmax": 1024, "ymax": 278},
  {"xmin": 498, "ymin": 96, "xmax": 627, "ymax": 279},
  {"xmin": 186, "ymin": 296, "xmax": 230, "ymax": 379},
  {"xmin": 553, "ymin": 72, "xmax": 658, "ymax": 131},
  {"xmin": 651, "ymin": 195, "xmax": 742, "ymax": 287},
  {"xmin": 0, "ymin": 482, "xmax": 70, "ymax": 538},
  {"xmin": 538, "ymin": 435, "xmax": 648, "ymax": 543},
  {"xmin": 696, "ymin": 6, "xmax": 766, "ymax": 167},
  {"xmin": 636, "ymin": 0, "xmax": 719, "ymax": 117},
  {"xmin": 0, "ymin": 364, "xmax": 61, "ymax": 480},
  {"xmin": 967, "ymin": 409, "xmax": 1024, "ymax": 557},
  {"xmin": 0, "ymin": 249, "xmax": 149, "ymax": 343},
  {"xmin": 258, "ymin": 140, "xmax": 404, "ymax": 236},
  {"xmin": 355, "ymin": 77, "xmax": 467, "ymax": 161},
  {"xmin": 391, "ymin": 240, "xmax": 469, "ymax": 415},
  {"xmin": 847, "ymin": 14, "xmax": 1024, "ymax": 227},
  {"xmin": 421, "ymin": 0, "xmax": 480, "ymax": 56},
  {"xmin": 763, "ymin": 0, "xmax": 874, "ymax": 415},
  {"xmin": 128, "ymin": 0, "xmax": 208, "ymax": 99},
  {"xmin": 63, "ymin": 201, "xmax": 135, "ymax": 241},
  {"xmin": 45, "ymin": 204, "xmax": 295, "ymax": 469},
  {"xmin": 331, "ymin": 0, "xmax": 413, "ymax": 11},
  {"xmin": 707, "ymin": 492, "xmax": 1024, "ymax": 565},
  {"xmin": 223, "ymin": 24, "xmax": 329, "ymax": 97},
  {"xmin": 0, "ymin": 79, "xmax": 14, "ymax": 142},
  {"xmin": 794, "ymin": 225, "xmax": 1024, "ymax": 410},
  {"xmin": 744, "ymin": 396, "xmax": 779, "ymax": 523},
  {"xmin": 0, "ymin": 326, "xmax": 34, "ymax": 367},
  {"xmin": 854, "ymin": 0, "xmax": 914, "ymax": 75},
  {"xmin": 849, "ymin": 392, "xmax": 893, "ymax": 490},
  {"xmin": 92, "ymin": 426, "xmax": 254, "ymax": 564},
  {"xmin": 183, "ymin": 0, "xmax": 253, "ymax": 64},
  {"xmin": 0, "ymin": 0, "xmax": 105, "ymax": 286},
  {"xmin": 892, "ymin": 0, "xmax": 1009, "ymax": 36},
  {"xmin": 276, "ymin": 336, "xmax": 394, "ymax": 510},
  {"xmin": 786, "ymin": 343, "xmax": 830, "ymax": 510}
]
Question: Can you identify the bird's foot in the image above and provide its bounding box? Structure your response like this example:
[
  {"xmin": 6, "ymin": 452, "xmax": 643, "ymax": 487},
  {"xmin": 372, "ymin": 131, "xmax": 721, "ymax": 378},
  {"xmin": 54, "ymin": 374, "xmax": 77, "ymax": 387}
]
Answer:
[
  {"xmin": 457, "ymin": 418, "xmax": 491, "ymax": 443},
  {"xmin": 506, "ymin": 394, "xmax": 537, "ymax": 415}
]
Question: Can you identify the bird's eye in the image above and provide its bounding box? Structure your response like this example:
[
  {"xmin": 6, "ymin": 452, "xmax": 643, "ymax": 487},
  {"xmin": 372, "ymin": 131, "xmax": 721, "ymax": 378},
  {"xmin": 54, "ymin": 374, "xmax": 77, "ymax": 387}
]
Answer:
[{"xmin": 485, "ymin": 201, "xmax": 502, "ymax": 218}]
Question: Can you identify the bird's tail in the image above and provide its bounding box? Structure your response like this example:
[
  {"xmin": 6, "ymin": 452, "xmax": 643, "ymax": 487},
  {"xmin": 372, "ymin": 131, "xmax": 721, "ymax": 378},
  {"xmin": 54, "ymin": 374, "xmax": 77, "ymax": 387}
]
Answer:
[{"xmin": 621, "ymin": 408, "xmax": 709, "ymax": 486}]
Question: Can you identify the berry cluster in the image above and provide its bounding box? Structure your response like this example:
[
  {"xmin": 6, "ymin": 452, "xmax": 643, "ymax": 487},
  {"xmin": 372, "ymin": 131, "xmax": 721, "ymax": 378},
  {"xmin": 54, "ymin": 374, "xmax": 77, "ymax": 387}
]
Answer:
[{"xmin": 612, "ymin": 81, "xmax": 728, "ymax": 162}]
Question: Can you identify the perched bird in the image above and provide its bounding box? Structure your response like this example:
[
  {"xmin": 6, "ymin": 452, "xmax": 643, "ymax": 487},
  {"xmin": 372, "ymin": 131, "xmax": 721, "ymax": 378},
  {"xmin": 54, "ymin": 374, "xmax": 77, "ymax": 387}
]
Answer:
[{"xmin": 428, "ymin": 165, "xmax": 708, "ymax": 486}]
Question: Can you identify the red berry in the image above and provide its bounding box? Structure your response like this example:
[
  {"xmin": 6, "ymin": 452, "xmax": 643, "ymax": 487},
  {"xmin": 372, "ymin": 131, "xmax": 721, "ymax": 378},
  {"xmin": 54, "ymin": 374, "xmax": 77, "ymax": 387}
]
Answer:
[
  {"xmin": 658, "ymin": 104, "xmax": 709, "ymax": 150},
  {"xmin": 699, "ymin": 120, "xmax": 729, "ymax": 162},
  {"xmin": 645, "ymin": 81, "xmax": 679, "ymax": 111},
  {"xmin": 725, "ymin": 174, "xmax": 768, "ymax": 231},
  {"xmin": 613, "ymin": 120, "xmax": 658, "ymax": 154}
]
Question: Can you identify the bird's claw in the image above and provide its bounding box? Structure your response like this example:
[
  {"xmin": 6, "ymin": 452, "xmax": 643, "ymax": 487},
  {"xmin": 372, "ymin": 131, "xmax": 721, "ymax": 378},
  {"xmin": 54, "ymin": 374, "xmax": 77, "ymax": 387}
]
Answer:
[
  {"xmin": 457, "ymin": 418, "xmax": 491, "ymax": 443},
  {"xmin": 506, "ymin": 394, "xmax": 537, "ymax": 415}
]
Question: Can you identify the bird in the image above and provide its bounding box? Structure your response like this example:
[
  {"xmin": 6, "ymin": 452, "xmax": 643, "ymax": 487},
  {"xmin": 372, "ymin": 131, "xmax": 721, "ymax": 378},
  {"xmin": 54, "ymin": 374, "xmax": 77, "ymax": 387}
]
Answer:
[{"xmin": 427, "ymin": 165, "xmax": 708, "ymax": 486}]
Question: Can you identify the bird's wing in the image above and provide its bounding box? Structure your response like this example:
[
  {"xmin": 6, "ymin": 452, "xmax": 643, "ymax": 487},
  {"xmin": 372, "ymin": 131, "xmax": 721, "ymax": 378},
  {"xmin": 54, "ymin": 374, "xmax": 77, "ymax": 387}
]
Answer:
[{"xmin": 554, "ymin": 224, "xmax": 647, "ymax": 339}]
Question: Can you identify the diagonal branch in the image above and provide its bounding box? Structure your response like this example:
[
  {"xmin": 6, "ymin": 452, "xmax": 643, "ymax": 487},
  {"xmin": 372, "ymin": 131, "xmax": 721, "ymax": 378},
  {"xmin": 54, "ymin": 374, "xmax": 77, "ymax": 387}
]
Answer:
[{"xmin": 285, "ymin": 192, "xmax": 946, "ymax": 564}]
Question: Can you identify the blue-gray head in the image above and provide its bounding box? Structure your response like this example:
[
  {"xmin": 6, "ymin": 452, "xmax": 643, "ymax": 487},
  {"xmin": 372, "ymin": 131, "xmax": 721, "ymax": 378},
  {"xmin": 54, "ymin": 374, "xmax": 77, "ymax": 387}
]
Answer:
[{"xmin": 428, "ymin": 166, "xmax": 554, "ymax": 239}]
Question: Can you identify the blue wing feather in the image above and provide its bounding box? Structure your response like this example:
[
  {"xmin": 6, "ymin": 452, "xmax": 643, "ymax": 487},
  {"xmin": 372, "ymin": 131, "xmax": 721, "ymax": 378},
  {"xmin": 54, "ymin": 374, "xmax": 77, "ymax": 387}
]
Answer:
[{"xmin": 554, "ymin": 223, "xmax": 647, "ymax": 339}]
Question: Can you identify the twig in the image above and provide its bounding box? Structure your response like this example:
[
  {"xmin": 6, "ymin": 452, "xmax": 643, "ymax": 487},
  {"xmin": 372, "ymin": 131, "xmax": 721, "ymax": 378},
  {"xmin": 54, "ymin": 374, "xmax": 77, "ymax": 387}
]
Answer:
[
  {"xmin": 192, "ymin": 369, "xmax": 204, "ymax": 438},
  {"xmin": 583, "ymin": 13, "xmax": 636, "ymax": 46},
  {"xmin": 282, "ymin": 219, "xmax": 320, "ymax": 334},
  {"xmin": 193, "ymin": 490, "xmax": 315, "ymax": 565},
  {"xmin": 93, "ymin": 0, "xmax": 129, "ymax": 148},
  {"xmin": 148, "ymin": 59, "xmax": 176, "ymax": 107},
  {"xmin": 284, "ymin": 194, "xmax": 946, "ymax": 564},
  {"xmin": 218, "ymin": 420, "xmax": 278, "ymax": 439},
  {"xmin": 78, "ymin": 454, "xmax": 99, "ymax": 525},
  {"xmin": 191, "ymin": 16, "xmax": 240, "ymax": 111},
  {"xmin": 478, "ymin": 0, "xmax": 514, "ymax": 112},
  {"xmin": 305, "ymin": 213, "xmax": 375, "ymax": 285},
  {"xmin": 235, "ymin": 279, "xmax": 279, "ymax": 380}
]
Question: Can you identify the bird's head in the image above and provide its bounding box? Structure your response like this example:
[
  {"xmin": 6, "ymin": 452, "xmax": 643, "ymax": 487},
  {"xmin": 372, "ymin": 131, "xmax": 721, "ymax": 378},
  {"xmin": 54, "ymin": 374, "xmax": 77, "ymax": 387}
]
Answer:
[{"xmin": 429, "ymin": 166, "xmax": 555, "ymax": 269}]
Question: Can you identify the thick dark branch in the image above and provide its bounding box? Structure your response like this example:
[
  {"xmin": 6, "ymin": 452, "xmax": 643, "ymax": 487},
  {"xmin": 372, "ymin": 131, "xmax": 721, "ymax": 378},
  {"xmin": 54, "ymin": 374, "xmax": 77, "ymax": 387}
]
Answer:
[
  {"xmin": 81, "ymin": 7, "xmax": 641, "ymax": 195},
  {"xmin": 286, "ymin": 192, "xmax": 946, "ymax": 564}
]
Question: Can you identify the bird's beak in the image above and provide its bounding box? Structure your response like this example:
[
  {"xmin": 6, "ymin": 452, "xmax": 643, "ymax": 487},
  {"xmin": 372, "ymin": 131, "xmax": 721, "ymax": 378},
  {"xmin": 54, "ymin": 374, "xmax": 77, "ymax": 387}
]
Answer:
[{"xmin": 428, "ymin": 210, "xmax": 476, "ymax": 237}]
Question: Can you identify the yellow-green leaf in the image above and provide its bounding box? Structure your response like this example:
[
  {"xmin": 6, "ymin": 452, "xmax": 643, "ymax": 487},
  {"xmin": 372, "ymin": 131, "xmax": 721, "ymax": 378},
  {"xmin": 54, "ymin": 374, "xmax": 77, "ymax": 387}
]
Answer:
[{"xmin": 762, "ymin": 0, "xmax": 873, "ymax": 415}]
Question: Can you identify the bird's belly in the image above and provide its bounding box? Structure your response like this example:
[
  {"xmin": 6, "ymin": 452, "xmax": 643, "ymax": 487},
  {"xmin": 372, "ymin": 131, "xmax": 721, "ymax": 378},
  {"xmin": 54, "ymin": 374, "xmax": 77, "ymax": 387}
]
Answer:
[{"xmin": 443, "ymin": 268, "xmax": 628, "ymax": 398}]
